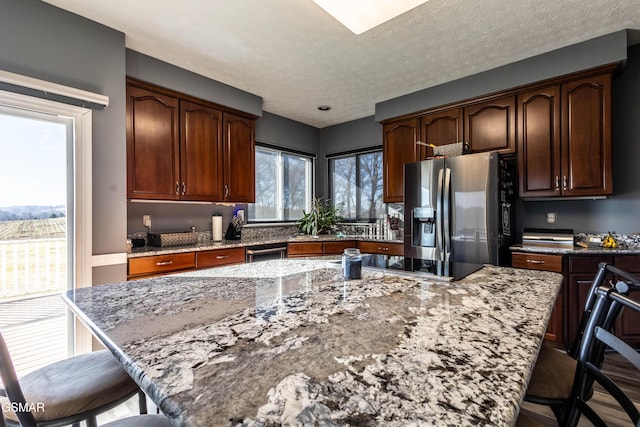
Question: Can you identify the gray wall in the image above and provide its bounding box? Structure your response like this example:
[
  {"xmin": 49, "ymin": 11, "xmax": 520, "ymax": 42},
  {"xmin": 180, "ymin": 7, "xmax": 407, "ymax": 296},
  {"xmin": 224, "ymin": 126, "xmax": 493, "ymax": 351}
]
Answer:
[
  {"xmin": 376, "ymin": 30, "xmax": 628, "ymax": 122},
  {"xmin": 0, "ymin": 0, "xmax": 128, "ymax": 282}
]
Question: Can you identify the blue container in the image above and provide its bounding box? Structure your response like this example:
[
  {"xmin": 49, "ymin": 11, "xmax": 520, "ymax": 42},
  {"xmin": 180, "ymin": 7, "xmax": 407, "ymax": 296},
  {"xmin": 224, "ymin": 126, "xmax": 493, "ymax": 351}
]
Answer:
[{"xmin": 342, "ymin": 248, "xmax": 362, "ymax": 280}]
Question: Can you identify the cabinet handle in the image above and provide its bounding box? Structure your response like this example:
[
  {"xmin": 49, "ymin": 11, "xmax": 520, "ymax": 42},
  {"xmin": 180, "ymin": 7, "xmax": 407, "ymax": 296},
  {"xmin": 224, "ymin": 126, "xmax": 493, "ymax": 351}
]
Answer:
[
  {"xmin": 224, "ymin": 184, "xmax": 229, "ymax": 198},
  {"xmin": 563, "ymin": 176, "xmax": 568, "ymax": 191},
  {"xmin": 555, "ymin": 176, "xmax": 560, "ymax": 191},
  {"xmin": 175, "ymin": 182, "xmax": 180, "ymax": 195},
  {"xmin": 216, "ymin": 255, "xmax": 229, "ymax": 259},
  {"xmin": 526, "ymin": 259, "xmax": 545, "ymax": 264},
  {"xmin": 156, "ymin": 261, "xmax": 174, "ymax": 266},
  {"xmin": 181, "ymin": 182, "xmax": 186, "ymax": 195},
  {"xmin": 378, "ymin": 247, "xmax": 389, "ymax": 251}
]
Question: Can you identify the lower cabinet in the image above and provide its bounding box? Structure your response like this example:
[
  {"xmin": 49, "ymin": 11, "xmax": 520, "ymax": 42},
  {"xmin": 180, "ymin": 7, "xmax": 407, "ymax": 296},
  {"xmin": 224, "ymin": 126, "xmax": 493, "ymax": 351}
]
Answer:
[
  {"xmin": 512, "ymin": 252, "xmax": 565, "ymax": 343},
  {"xmin": 128, "ymin": 253, "xmax": 196, "ymax": 279},
  {"xmin": 196, "ymin": 247, "xmax": 245, "ymax": 269},
  {"xmin": 128, "ymin": 247, "xmax": 244, "ymax": 279},
  {"xmin": 358, "ymin": 241, "xmax": 404, "ymax": 256},
  {"xmin": 287, "ymin": 241, "xmax": 357, "ymax": 257},
  {"xmin": 613, "ymin": 255, "xmax": 640, "ymax": 345}
]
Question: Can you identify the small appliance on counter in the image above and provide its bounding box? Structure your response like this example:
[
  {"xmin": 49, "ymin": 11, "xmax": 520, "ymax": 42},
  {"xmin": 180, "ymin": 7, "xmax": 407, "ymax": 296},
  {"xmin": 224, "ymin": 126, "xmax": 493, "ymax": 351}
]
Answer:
[
  {"xmin": 522, "ymin": 228, "xmax": 574, "ymax": 249},
  {"xmin": 147, "ymin": 231, "xmax": 199, "ymax": 247}
]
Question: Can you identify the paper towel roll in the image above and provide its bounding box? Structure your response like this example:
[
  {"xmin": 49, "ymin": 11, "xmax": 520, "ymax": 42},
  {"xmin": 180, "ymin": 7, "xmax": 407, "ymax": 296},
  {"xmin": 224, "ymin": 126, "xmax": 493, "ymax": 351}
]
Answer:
[{"xmin": 212, "ymin": 216, "xmax": 223, "ymax": 241}]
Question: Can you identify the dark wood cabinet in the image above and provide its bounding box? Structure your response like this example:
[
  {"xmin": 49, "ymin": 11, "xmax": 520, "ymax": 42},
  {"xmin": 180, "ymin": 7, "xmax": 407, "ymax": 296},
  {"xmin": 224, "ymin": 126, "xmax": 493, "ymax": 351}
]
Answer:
[
  {"xmin": 358, "ymin": 241, "xmax": 404, "ymax": 256},
  {"xmin": 180, "ymin": 100, "xmax": 223, "ymax": 201},
  {"xmin": 126, "ymin": 85, "xmax": 180, "ymax": 200},
  {"xmin": 613, "ymin": 255, "xmax": 640, "ymax": 345},
  {"xmin": 518, "ymin": 73, "xmax": 612, "ymax": 198},
  {"xmin": 287, "ymin": 242, "xmax": 324, "ymax": 257},
  {"xmin": 420, "ymin": 108, "xmax": 463, "ymax": 159},
  {"xmin": 382, "ymin": 118, "xmax": 420, "ymax": 203},
  {"xmin": 196, "ymin": 247, "xmax": 245, "ymax": 269},
  {"xmin": 518, "ymin": 86, "xmax": 561, "ymax": 197},
  {"xmin": 223, "ymin": 113, "xmax": 255, "ymax": 203},
  {"xmin": 128, "ymin": 253, "xmax": 196, "ymax": 279},
  {"xmin": 126, "ymin": 78, "xmax": 256, "ymax": 203},
  {"xmin": 512, "ymin": 252, "xmax": 565, "ymax": 343},
  {"xmin": 561, "ymin": 74, "xmax": 612, "ymax": 197},
  {"xmin": 463, "ymin": 96, "xmax": 516, "ymax": 154}
]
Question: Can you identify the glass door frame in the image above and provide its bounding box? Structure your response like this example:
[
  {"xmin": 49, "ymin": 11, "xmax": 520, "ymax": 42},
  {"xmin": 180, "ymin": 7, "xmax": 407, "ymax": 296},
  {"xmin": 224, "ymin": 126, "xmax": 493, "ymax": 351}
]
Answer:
[{"xmin": 0, "ymin": 89, "xmax": 93, "ymax": 355}]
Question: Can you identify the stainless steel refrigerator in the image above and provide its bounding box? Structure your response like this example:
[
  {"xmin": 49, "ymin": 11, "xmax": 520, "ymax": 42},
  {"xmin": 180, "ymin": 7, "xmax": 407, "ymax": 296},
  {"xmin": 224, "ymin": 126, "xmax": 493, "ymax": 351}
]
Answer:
[{"xmin": 403, "ymin": 151, "xmax": 515, "ymax": 279}]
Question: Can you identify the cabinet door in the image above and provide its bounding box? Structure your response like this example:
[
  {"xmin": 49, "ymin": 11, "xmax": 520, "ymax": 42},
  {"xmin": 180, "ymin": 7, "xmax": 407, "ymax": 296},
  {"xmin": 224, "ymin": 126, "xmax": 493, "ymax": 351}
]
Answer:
[
  {"xmin": 358, "ymin": 241, "xmax": 404, "ymax": 256},
  {"xmin": 561, "ymin": 74, "xmax": 612, "ymax": 196},
  {"xmin": 512, "ymin": 252, "xmax": 564, "ymax": 342},
  {"xmin": 420, "ymin": 108, "xmax": 463, "ymax": 159},
  {"xmin": 323, "ymin": 241, "xmax": 357, "ymax": 255},
  {"xmin": 287, "ymin": 242, "xmax": 323, "ymax": 257},
  {"xmin": 196, "ymin": 247, "xmax": 245, "ymax": 268},
  {"xmin": 614, "ymin": 256, "xmax": 640, "ymax": 345},
  {"xmin": 382, "ymin": 118, "xmax": 420, "ymax": 203},
  {"xmin": 128, "ymin": 253, "xmax": 195, "ymax": 278},
  {"xmin": 223, "ymin": 113, "xmax": 255, "ymax": 203},
  {"xmin": 464, "ymin": 96, "xmax": 516, "ymax": 154},
  {"xmin": 180, "ymin": 100, "xmax": 223, "ymax": 201},
  {"xmin": 126, "ymin": 85, "xmax": 180, "ymax": 200},
  {"xmin": 517, "ymin": 86, "xmax": 562, "ymax": 197}
]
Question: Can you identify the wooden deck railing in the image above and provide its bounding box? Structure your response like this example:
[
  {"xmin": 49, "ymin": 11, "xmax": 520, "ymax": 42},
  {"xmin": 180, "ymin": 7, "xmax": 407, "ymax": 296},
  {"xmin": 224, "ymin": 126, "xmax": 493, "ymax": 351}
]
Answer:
[{"xmin": 0, "ymin": 238, "xmax": 67, "ymax": 300}]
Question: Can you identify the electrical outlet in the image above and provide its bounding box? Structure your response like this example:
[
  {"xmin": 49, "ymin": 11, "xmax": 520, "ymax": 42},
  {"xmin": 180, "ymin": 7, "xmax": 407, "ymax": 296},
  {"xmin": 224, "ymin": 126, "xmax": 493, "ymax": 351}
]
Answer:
[
  {"xmin": 143, "ymin": 215, "xmax": 151, "ymax": 228},
  {"xmin": 545, "ymin": 212, "xmax": 557, "ymax": 224}
]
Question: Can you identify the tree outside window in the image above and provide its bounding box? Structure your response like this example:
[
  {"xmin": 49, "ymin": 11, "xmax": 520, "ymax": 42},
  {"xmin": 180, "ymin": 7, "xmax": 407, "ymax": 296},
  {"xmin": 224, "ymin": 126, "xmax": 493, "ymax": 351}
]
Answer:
[
  {"xmin": 249, "ymin": 146, "xmax": 313, "ymax": 222},
  {"xmin": 330, "ymin": 150, "xmax": 384, "ymax": 221}
]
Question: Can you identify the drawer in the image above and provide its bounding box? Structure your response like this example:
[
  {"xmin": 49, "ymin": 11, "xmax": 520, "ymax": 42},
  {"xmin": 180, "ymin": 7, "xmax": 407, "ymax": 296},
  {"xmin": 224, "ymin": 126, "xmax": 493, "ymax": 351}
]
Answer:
[
  {"xmin": 287, "ymin": 242, "xmax": 323, "ymax": 257},
  {"xmin": 128, "ymin": 252, "xmax": 195, "ymax": 277},
  {"xmin": 358, "ymin": 241, "xmax": 404, "ymax": 256},
  {"xmin": 615, "ymin": 255, "xmax": 640, "ymax": 273},
  {"xmin": 570, "ymin": 255, "xmax": 614, "ymax": 273},
  {"xmin": 323, "ymin": 241, "xmax": 357, "ymax": 255},
  {"xmin": 512, "ymin": 252, "xmax": 563, "ymax": 273},
  {"xmin": 196, "ymin": 247, "xmax": 245, "ymax": 268}
]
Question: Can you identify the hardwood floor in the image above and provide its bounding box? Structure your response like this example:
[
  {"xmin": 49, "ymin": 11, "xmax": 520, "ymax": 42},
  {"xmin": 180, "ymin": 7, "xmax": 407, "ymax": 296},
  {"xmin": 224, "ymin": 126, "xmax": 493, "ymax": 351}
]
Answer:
[{"xmin": 520, "ymin": 352, "xmax": 640, "ymax": 426}]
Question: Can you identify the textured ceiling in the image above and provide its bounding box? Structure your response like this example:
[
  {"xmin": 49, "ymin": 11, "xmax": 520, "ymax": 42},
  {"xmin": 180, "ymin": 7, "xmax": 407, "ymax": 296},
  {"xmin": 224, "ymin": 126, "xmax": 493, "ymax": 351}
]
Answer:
[{"xmin": 41, "ymin": 0, "xmax": 640, "ymax": 128}]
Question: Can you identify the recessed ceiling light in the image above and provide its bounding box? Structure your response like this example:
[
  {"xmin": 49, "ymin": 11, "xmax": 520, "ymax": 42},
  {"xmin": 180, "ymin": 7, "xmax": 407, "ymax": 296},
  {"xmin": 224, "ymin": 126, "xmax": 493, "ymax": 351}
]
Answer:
[
  {"xmin": 317, "ymin": 105, "xmax": 332, "ymax": 111},
  {"xmin": 312, "ymin": 0, "xmax": 429, "ymax": 35}
]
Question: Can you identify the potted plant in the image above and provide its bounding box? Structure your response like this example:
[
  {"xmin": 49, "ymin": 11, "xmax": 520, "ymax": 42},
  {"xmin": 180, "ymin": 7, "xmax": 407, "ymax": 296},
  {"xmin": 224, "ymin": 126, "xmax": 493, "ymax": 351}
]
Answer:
[{"xmin": 298, "ymin": 197, "xmax": 342, "ymax": 235}]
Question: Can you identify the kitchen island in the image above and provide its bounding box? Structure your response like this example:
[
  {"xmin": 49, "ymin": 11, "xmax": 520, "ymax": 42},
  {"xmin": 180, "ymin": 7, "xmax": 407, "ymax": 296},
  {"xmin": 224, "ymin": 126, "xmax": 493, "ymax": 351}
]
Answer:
[{"xmin": 64, "ymin": 260, "xmax": 562, "ymax": 426}]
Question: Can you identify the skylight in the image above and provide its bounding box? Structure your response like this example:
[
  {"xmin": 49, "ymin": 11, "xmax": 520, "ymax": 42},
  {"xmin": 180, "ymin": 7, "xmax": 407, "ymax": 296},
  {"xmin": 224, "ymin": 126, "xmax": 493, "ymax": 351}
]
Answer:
[{"xmin": 312, "ymin": 0, "xmax": 429, "ymax": 35}]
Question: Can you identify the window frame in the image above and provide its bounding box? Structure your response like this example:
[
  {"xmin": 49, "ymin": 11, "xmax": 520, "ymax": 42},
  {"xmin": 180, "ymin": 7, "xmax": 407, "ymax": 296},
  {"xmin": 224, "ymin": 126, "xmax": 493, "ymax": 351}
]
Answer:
[
  {"xmin": 248, "ymin": 142, "xmax": 315, "ymax": 224},
  {"xmin": 327, "ymin": 146, "xmax": 384, "ymax": 222}
]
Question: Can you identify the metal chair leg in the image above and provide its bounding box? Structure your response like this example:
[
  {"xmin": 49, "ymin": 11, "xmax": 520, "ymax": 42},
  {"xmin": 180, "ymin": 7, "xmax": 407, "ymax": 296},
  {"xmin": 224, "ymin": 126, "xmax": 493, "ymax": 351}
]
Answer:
[
  {"xmin": 86, "ymin": 416, "xmax": 98, "ymax": 427},
  {"xmin": 138, "ymin": 390, "xmax": 148, "ymax": 414}
]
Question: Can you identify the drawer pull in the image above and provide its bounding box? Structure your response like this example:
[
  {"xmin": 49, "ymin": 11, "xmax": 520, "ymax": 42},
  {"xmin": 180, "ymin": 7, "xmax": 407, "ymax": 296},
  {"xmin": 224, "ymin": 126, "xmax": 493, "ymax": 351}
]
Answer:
[
  {"xmin": 526, "ymin": 259, "xmax": 545, "ymax": 264},
  {"xmin": 378, "ymin": 247, "xmax": 389, "ymax": 251},
  {"xmin": 155, "ymin": 261, "xmax": 174, "ymax": 266},
  {"xmin": 216, "ymin": 255, "xmax": 229, "ymax": 259}
]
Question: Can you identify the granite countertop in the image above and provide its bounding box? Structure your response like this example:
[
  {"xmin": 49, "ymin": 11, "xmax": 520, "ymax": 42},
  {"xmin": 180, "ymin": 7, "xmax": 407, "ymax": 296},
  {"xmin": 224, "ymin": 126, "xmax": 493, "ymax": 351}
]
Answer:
[
  {"xmin": 64, "ymin": 260, "xmax": 562, "ymax": 426},
  {"xmin": 128, "ymin": 235, "xmax": 403, "ymax": 258},
  {"xmin": 510, "ymin": 244, "xmax": 640, "ymax": 255}
]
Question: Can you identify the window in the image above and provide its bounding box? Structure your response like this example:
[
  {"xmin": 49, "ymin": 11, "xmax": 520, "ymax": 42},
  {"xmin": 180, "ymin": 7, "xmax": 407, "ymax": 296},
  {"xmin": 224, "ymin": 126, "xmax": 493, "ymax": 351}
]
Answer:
[
  {"xmin": 249, "ymin": 145, "xmax": 313, "ymax": 222},
  {"xmin": 329, "ymin": 149, "xmax": 384, "ymax": 221}
]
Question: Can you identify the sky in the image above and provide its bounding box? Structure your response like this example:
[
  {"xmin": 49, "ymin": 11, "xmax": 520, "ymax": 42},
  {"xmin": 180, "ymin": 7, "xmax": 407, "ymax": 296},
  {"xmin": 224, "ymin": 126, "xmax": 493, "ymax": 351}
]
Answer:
[{"xmin": 0, "ymin": 112, "xmax": 67, "ymax": 208}]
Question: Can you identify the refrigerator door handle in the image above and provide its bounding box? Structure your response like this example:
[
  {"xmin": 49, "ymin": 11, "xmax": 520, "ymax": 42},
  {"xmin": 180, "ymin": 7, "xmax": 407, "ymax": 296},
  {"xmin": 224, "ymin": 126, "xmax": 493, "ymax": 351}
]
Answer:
[
  {"xmin": 443, "ymin": 167, "xmax": 451, "ymax": 262},
  {"xmin": 436, "ymin": 168, "xmax": 444, "ymax": 260}
]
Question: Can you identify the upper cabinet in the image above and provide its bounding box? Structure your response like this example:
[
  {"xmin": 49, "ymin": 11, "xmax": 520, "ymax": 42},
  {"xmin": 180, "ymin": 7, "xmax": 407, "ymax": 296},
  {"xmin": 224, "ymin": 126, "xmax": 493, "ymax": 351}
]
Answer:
[
  {"xmin": 223, "ymin": 113, "xmax": 255, "ymax": 203},
  {"xmin": 382, "ymin": 66, "xmax": 615, "ymax": 202},
  {"xmin": 464, "ymin": 95, "xmax": 516, "ymax": 154},
  {"xmin": 383, "ymin": 117, "xmax": 420, "ymax": 203},
  {"xmin": 420, "ymin": 108, "xmax": 463, "ymax": 159},
  {"xmin": 126, "ymin": 85, "xmax": 181, "ymax": 200},
  {"xmin": 126, "ymin": 78, "xmax": 256, "ymax": 203},
  {"xmin": 518, "ymin": 73, "xmax": 612, "ymax": 198}
]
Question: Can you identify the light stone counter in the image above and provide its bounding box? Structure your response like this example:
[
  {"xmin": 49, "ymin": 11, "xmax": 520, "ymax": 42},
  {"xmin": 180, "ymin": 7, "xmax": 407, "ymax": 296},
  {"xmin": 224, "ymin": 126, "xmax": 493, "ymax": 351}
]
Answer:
[{"xmin": 64, "ymin": 260, "xmax": 562, "ymax": 426}]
